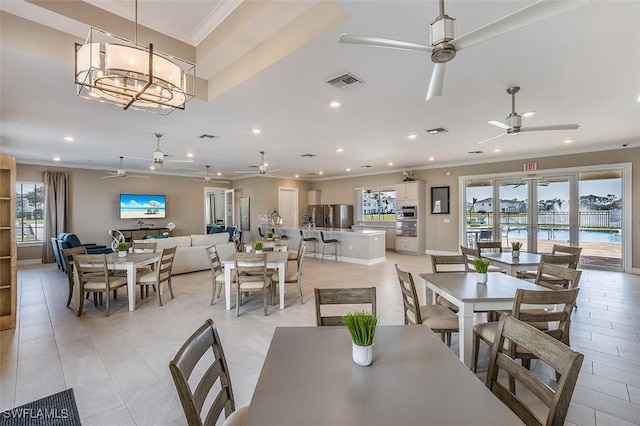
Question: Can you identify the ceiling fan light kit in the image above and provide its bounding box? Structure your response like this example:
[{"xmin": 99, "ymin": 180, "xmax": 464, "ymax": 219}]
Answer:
[{"xmin": 74, "ymin": 0, "xmax": 195, "ymax": 115}]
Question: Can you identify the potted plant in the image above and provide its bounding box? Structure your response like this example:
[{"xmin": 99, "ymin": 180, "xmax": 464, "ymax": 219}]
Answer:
[
  {"xmin": 253, "ymin": 241, "xmax": 264, "ymax": 254},
  {"xmin": 344, "ymin": 310, "xmax": 379, "ymax": 366},
  {"xmin": 511, "ymin": 241, "xmax": 523, "ymax": 258},
  {"xmin": 117, "ymin": 242, "xmax": 128, "ymax": 257},
  {"xmin": 266, "ymin": 231, "xmax": 274, "ymax": 240},
  {"xmin": 474, "ymin": 258, "xmax": 491, "ymax": 284}
]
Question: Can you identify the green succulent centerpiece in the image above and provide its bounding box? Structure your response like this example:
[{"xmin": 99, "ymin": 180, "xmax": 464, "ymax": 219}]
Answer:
[
  {"xmin": 117, "ymin": 242, "xmax": 128, "ymax": 257},
  {"xmin": 344, "ymin": 310, "xmax": 379, "ymax": 366},
  {"xmin": 511, "ymin": 241, "xmax": 522, "ymax": 258},
  {"xmin": 253, "ymin": 241, "xmax": 264, "ymax": 252}
]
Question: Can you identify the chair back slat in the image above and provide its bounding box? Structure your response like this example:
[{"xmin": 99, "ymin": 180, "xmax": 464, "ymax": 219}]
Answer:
[
  {"xmin": 133, "ymin": 241, "xmax": 157, "ymax": 253},
  {"xmin": 460, "ymin": 246, "xmax": 480, "ymax": 270},
  {"xmin": 535, "ymin": 263, "xmax": 582, "ymax": 290},
  {"xmin": 551, "ymin": 244, "xmax": 582, "ymax": 268},
  {"xmin": 476, "ymin": 241, "xmax": 503, "ymax": 253},
  {"xmin": 431, "ymin": 255, "xmax": 469, "ymax": 273},
  {"xmin": 395, "ymin": 265, "xmax": 422, "ymax": 325},
  {"xmin": 206, "ymin": 245, "xmax": 223, "ymax": 276},
  {"xmin": 314, "ymin": 287, "xmax": 376, "ymax": 326}
]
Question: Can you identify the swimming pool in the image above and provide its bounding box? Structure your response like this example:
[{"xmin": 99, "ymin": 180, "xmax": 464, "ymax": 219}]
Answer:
[{"xmin": 507, "ymin": 228, "xmax": 621, "ymax": 243}]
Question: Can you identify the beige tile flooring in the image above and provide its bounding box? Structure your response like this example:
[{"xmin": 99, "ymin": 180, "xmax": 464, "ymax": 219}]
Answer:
[{"xmin": 2, "ymin": 252, "xmax": 640, "ymax": 425}]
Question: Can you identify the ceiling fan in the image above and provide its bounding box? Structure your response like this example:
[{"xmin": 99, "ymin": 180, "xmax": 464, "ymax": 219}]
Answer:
[
  {"xmin": 476, "ymin": 86, "xmax": 580, "ymax": 145},
  {"xmin": 338, "ymin": 0, "xmax": 589, "ymax": 100},
  {"xmin": 131, "ymin": 133, "xmax": 194, "ymax": 167},
  {"xmin": 193, "ymin": 165, "xmax": 229, "ymax": 184},
  {"xmin": 102, "ymin": 156, "xmax": 149, "ymax": 179},
  {"xmin": 235, "ymin": 151, "xmax": 280, "ymax": 176}
]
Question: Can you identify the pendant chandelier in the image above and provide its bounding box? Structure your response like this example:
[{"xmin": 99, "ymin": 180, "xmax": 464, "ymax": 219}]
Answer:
[{"xmin": 74, "ymin": 0, "xmax": 195, "ymax": 115}]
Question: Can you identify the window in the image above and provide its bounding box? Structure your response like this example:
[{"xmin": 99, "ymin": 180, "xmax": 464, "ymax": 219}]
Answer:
[
  {"xmin": 357, "ymin": 188, "xmax": 396, "ymax": 221},
  {"xmin": 16, "ymin": 182, "xmax": 44, "ymax": 243}
]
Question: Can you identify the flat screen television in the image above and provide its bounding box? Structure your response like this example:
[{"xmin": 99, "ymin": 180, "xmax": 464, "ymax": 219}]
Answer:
[{"xmin": 119, "ymin": 194, "xmax": 166, "ymax": 219}]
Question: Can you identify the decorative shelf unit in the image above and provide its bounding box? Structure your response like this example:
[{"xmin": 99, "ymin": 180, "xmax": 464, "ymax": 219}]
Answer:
[{"xmin": 0, "ymin": 156, "xmax": 17, "ymax": 330}]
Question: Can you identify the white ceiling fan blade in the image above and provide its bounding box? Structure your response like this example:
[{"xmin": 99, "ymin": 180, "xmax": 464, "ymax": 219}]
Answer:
[
  {"xmin": 426, "ymin": 63, "xmax": 447, "ymax": 100},
  {"xmin": 476, "ymin": 133, "xmax": 507, "ymax": 145},
  {"xmin": 452, "ymin": 0, "xmax": 590, "ymax": 52},
  {"xmin": 125, "ymin": 156, "xmax": 153, "ymax": 162},
  {"xmin": 102, "ymin": 174, "xmax": 118, "ymax": 179},
  {"xmin": 338, "ymin": 33, "xmax": 433, "ymax": 53},
  {"xmin": 520, "ymin": 124, "xmax": 580, "ymax": 132},
  {"xmin": 164, "ymin": 159, "xmax": 194, "ymax": 163},
  {"xmin": 128, "ymin": 175, "xmax": 150, "ymax": 179},
  {"xmin": 268, "ymin": 169, "xmax": 281, "ymax": 173},
  {"xmin": 488, "ymin": 120, "xmax": 510, "ymax": 130},
  {"xmin": 235, "ymin": 171, "xmax": 256, "ymax": 174}
]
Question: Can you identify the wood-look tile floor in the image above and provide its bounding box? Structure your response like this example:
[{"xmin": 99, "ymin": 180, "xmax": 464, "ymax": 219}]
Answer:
[{"xmin": 1, "ymin": 252, "xmax": 639, "ymax": 425}]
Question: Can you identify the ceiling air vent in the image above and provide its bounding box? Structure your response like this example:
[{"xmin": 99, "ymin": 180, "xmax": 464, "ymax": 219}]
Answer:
[
  {"xmin": 308, "ymin": 172, "xmax": 317, "ymax": 175},
  {"xmin": 325, "ymin": 73, "xmax": 365, "ymax": 90},
  {"xmin": 301, "ymin": 154, "xmax": 317, "ymax": 158},
  {"xmin": 361, "ymin": 165, "xmax": 372, "ymax": 168},
  {"xmin": 425, "ymin": 128, "xmax": 448, "ymax": 134},
  {"xmin": 468, "ymin": 150, "xmax": 483, "ymax": 155},
  {"xmin": 198, "ymin": 134, "xmax": 219, "ymax": 139}
]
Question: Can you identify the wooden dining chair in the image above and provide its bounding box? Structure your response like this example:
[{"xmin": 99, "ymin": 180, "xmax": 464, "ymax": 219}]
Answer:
[
  {"xmin": 136, "ymin": 246, "xmax": 177, "ymax": 306},
  {"xmin": 472, "ymin": 287, "xmax": 580, "ymax": 376},
  {"xmin": 74, "ymin": 253, "xmax": 128, "ymax": 317},
  {"xmin": 429, "ymin": 255, "xmax": 469, "ymax": 313},
  {"xmin": 516, "ymin": 252, "xmax": 578, "ymax": 281},
  {"xmin": 273, "ymin": 245, "xmax": 306, "ymax": 304},
  {"xmin": 170, "ymin": 319, "xmax": 248, "ymax": 426},
  {"xmin": 61, "ymin": 246, "xmax": 87, "ymax": 307},
  {"xmin": 314, "ymin": 287, "xmax": 376, "ymax": 326},
  {"xmin": 485, "ymin": 314, "xmax": 583, "ymax": 426},
  {"xmin": 234, "ymin": 252, "xmax": 272, "ymax": 317},
  {"xmin": 395, "ymin": 265, "xmax": 459, "ymax": 345},
  {"xmin": 205, "ymin": 245, "xmax": 226, "ymax": 305},
  {"xmin": 460, "ymin": 246, "xmax": 504, "ymax": 273}
]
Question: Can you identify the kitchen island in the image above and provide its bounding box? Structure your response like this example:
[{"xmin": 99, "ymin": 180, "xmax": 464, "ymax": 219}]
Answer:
[{"xmin": 275, "ymin": 227, "xmax": 386, "ymax": 265}]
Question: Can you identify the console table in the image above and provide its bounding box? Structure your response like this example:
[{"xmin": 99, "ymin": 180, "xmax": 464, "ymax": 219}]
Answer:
[{"xmin": 118, "ymin": 227, "xmax": 166, "ymax": 242}]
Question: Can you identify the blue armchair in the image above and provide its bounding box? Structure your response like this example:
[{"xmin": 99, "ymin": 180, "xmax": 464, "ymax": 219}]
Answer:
[
  {"xmin": 58, "ymin": 233, "xmax": 113, "ymax": 268},
  {"xmin": 51, "ymin": 237, "xmax": 63, "ymax": 270}
]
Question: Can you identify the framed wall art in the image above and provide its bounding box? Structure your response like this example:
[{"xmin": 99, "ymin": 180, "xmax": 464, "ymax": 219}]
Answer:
[{"xmin": 431, "ymin": 186, "xmax": 450, "ymax": 214}]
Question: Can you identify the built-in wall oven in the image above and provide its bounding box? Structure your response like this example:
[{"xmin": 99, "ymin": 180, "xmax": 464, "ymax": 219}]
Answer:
[{"xmin": 396, "ymin": 205, "xmax": 417, "ymax": 237}]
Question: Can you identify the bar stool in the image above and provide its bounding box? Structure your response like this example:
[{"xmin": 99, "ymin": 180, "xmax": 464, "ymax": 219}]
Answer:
[
  {"xmin": 320, "ymin": 231, "xmax": 338, "ymax": 263},
  {"xmin": 299, "ymin": 229, "xmax": 317, "ymax": 259}
]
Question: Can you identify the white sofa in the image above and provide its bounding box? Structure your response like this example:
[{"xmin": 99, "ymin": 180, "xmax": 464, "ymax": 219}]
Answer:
[{"xmin": 134, "ymin": 234, "xmax": 235, "ymax": 275}]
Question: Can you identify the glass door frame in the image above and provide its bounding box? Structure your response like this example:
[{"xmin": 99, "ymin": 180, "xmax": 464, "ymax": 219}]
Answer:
[{"xmin": 459, "ymin": 162, "xmax": 632, "ymax": 272}]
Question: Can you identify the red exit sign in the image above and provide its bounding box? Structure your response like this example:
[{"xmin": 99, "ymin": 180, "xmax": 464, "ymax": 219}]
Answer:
[{"xmin": 523, "ymin": 162, "xmax": 537, "ymax": 171}]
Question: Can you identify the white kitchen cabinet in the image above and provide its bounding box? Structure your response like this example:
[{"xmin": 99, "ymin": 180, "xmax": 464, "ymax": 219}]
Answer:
[
  {"xmin": 395, "ymin": 181, "xmax": 422, "ymax": 203},
  {"xmin": 395, "ymin": 236, "xmax": 418, "ymax": 253}
]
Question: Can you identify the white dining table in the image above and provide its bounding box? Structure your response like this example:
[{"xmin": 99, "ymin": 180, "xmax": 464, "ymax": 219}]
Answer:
[
  {"xmin": 74, "ymin": 252, "xmax": 161, "ymax": 313},
  {"xmin": 482, "ymin": 252, "xmax": 542, "ymax": 276},
  {"xmin": 244, "ymin": 325, "xmax": 523, "ymax": 425},
  {"xmin": 220, "ymin": 251, "xmax": 289, "ymax": 310},
  {"xmin": 420, "ymin": 272, "xmax": 549, "ymax": 368}
]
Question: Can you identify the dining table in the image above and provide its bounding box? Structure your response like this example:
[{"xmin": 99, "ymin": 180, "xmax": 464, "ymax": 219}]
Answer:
[
  {"xmin": 419, "ymin": 272, "xmax": 549, "ymax": 368},
  {"xmin": 243, "ymin": 325, "xmax": 523, "ymax": 425},
  {"xmin": 481, "ymin": 252, "xmax": 542, "ymax": 276},
  {"xmin": 73, "ymin": 251, "xmax": 161, "ymax": 313},
  {"xmin": 220, "ymin": 251, "xmax": 289, "ymax": 310}
]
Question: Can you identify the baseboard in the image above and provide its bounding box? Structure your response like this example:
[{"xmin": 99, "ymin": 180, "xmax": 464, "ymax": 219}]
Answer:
[
  {"xmin": 18, "ymin": 259, "xmax": 43, "ymax": 266},
  {"xmin": 425, "ymin": 249, "xmax": 459, "ymax": 256},
  {"xmin": 337, "ymin": 256, "xmax": 386, "ymax": 265}
]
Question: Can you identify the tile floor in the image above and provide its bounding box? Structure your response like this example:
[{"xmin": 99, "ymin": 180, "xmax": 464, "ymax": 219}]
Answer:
[{"xmin": 1, "ymin": 252, "xmax": 640, "ymax": 425}]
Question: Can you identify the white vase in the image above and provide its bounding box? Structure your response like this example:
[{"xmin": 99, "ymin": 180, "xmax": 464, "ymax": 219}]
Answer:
[
  {"xmin": 512, "ymin": 250, "xmax": 520, "ymax": 259},
  {"xmin": 118, "ymin": 251, "xmax": 127, "ymax": 258},
  {"xmin": 476, "ymin": 272, "xmax": 488, "ymax": 284},
  {"xmin": 352, "ymin": 342, "xmax": 373, "ymax": 366},
  {"xmin": 255, "ymin": 250, "xmax": 263, "ymax": 254}
]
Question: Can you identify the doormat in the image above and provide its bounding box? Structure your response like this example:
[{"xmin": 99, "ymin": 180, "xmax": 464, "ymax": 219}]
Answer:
[{"xmin": 0, "ymin": 389, "xmax": 80, "ymax": 426}]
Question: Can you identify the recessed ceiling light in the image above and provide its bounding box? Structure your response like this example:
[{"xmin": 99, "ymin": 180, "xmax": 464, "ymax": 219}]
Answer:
[
  {"xmin": 408, "ymin": 134, "xmax": 417, "ymax": 139},
  {"xmin": 53, "ymin": 156, "xmax": 60, "ymax": 162},
  {"xmin": 428, "ymin": 157, "xmax": 435, "ymax": 161},
  {"xmin": 252, "ymin": 128, "xmax": 261, "ymax": 134},
  {"xmin": 346, "ymin": 168, "xmax": 351, "ymax": 172},
  {"xmin": 186, "ymin": 152, "xmax": 194, "ymax": 157},
  {"xmin": 522, "ymin": 111, "xmax": 536, "ymax": 117},
  {"xmin": 388, "ymin": 162, "xmax": 393, "ymax": 166},
  {"xmin": 336, "ymin": 148, "xmax": 344, "ymax": 153},
  {"xmin": 149, "ymin": 166, "xmax": 155, "ymax": 170},
  {"xmin": 216, "ymin": 172, "xmax": 222, "ymax": 176},
  {"xmin": 295, "ymin": 174, "xmax": 299, "ymax": 178},
  {"xmin": 493, "ymin": 148, "xmax": 501, "ymax": 152},
  {"xmin": 64, "ymin": 136, "xmax": 74, "ymax": 142},
  {"xmin": 563, "ymin": 139, "xmax": 573, "ymax": 144},
  {"xmin": 319, "ymin": 171, "xmax": 324, "ymax": 175},
  {"xmin": 329, "ymin": 101, "xmax": 342, "ymax": 108}
]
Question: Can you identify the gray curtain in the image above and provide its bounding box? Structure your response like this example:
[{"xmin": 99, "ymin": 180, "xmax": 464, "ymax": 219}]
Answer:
[{"xmin": 41, "ymin": 171, "xmax": 69, "ymax": 263}]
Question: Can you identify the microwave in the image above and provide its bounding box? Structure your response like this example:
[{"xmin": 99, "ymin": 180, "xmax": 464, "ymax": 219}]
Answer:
[{"xmin": 396, "ymin": 206, "xmax": 417, "ymax": 220}]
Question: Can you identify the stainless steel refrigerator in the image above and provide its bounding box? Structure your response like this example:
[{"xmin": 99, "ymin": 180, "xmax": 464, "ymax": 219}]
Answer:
[
  {"xmin": 306, "ymin": 205, "xmax": 329, "ymax": 228},
  {"xmin": 306, "ymin": 204, "xmax": 353, "ymax": 228}
]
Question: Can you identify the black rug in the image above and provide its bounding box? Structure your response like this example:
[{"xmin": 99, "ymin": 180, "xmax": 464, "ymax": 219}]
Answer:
[{"xmin": 0, "ymin": 389, "xmax": 80, "ymax": 426}]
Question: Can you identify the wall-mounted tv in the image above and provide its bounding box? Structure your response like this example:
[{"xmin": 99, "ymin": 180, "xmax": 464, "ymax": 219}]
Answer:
[{"xmin": 120, "ymin": 194, "xmax": 166, "ymax": 219}]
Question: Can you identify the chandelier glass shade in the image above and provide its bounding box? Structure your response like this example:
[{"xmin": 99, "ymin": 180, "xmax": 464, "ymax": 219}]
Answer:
[{"xmin": 75, "ymin": 27, "xmax": 195, "ymax": 115}]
